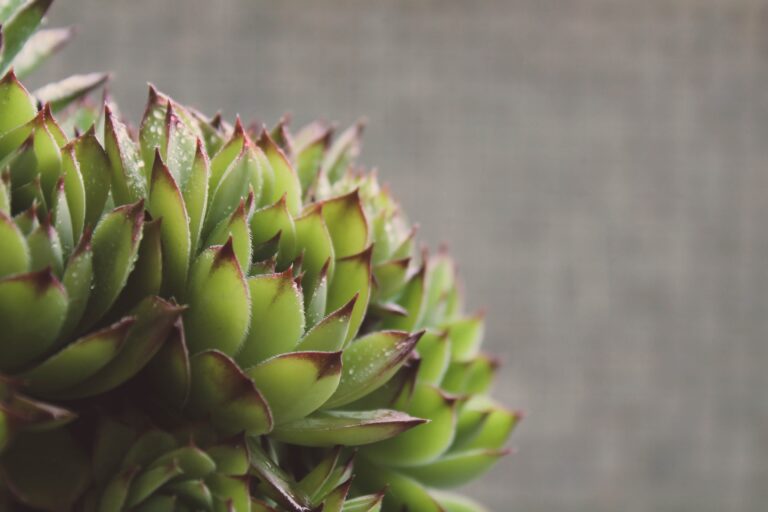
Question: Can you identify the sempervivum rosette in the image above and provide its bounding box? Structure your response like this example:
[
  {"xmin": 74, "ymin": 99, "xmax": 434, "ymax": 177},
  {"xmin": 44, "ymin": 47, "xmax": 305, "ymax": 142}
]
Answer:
[{"xmin": 0, "ymin": 13, "xmax": 519, "ymax": 510}]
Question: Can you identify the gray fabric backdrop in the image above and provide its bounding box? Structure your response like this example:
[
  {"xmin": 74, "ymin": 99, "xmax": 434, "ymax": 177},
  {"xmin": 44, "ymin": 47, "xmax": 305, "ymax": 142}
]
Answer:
[{"xmin": 35, "ymin": 1, "xmax": 768, "ymax": 510}]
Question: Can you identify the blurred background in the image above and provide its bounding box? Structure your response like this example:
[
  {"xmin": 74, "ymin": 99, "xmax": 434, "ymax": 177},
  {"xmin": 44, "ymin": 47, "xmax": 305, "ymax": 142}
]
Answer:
[{"xmin": 35, "ymin": 1, "xmax": 768, "ymax": 510}]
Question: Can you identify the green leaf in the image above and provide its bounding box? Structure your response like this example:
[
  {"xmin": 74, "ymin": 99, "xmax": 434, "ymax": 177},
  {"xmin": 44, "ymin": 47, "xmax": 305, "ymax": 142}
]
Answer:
[
  {"xmin": 111, "ymin": 217, "xmax": 162, "ymax": 313},
  {"xmin": 258, "ymin": 130, "xmax": 301, "ymax": 216},
  {"xmin": 0, "ymin": 268, "xmax": 67, "ymax": 372},
  {"xmin": 58, "ymin": 296, "xmax": 183, "ymax": 398},
  {"xmin": 139, "ymin": 85, "xmax": 168, "ymax": 172},
  {"xmin": 294, "ymin": 207, "xmax": 334, "ymax": 299},
  {"xmin": 33, "ymin": 73, "xmax": 109, "ymax": 113},
  {"xmin": 441, "ymin": 355, "xmax": 496, "ymax": 395},
  {"xmin": 104, "ymin": 105, "xmax": 147, "ymax": 205},
  {"xmin": 20, "ymin": 317, "xmax": 134, "ymax": 395},
  {"xmin": 324, "ymin": 330, "xmax": 422, "ymax": 409},
  {"xmin": 382, "ymin": 263, "xmax": 425, "ymax": 331},
  {"xmin": 58, "ymin": 231, "xmax": 92, "ymax": 338},
  {"xmin": 0, "ymin": 0, "xmax": 53, "ymax": 76},
  {"xmin": 183, "ymin": 138, "xmax": 209, "ymax": 255},
  {"xmin": 354, "ymin": 460, "xmax": 443, "ymax": 512},
  {"xmin": 165, "ymin": 480, "xmax": 212, "ymax": 510},
  {"xmin": 184, "ymin": 240, "xmax": 250, "ymax": 356},
  {"xmin": 246, "ymin": 351, "xmax": 342, "ymax": 425},
  {"xmin": 0, "ymin": 210, "xmax": 29, "ymax": 278},
  {"xmin": 206, "ymin": 474, "xmax": 252, "ymax": 512},
  {"xmin": 250, "ymin": 194, "xmax": 296, "ymax": 270},
  {"xmin": 72, "ymin": 127, "xmax": 111, "ymax": 229},
  {"xmin": 164, "ymin": 102, "xmax": 197, "ymax": 190},
  {"xmin": 60, "ymin": 144, "xmax": 85, "ymax": 242},
  {"xmin": 401, "ymin": 448, "xmax": 510, "ymax": 488},
  {"xmin": 0, "ymin": 429, "xmax": 90, "ymax": 512},
  {"xmin": 296, "ymin": 295, "xmax": 356, "ymax": 352},
  {"xmin": 320, "ymin": 121, "xmax": 363, "ymax": 185},
  {"xmin": 327, "ymin": 245, "xmax": 372, "ymax": 344},
  {"xmin": 321, "ymin": 478, "xmax": 352, "ymax": 512},
  {"xmin": 271, "ymin": 409, "xmax": 425, "ymax": 447},
  {"xmin": 321, "ymin": 189, "xmax": 368, "ymax": 259},
  {"xmin": 209, "ymin": 120, "xmax": 246, "ymax": 192},
  {"xmin": 147, "ymin": 446, "xmax": 216, "ymax": 479},
  {"xmin": 0, "ymin": 70, "xmax": 36, "ymax": 136},
  {"xmin": 451, "ymin": 406, "xmax": 519, "ymax": 452},
  {"xmin": 50, "ymin": 177, "xmax": 73, "ymax": 256},
  {"xmin": 292, "ymin": 122, "xmax": 331, "ymax": 195},
  {"xmin": 415, "ymin": 330, "xmax": 451, "ymax": 385},
  {"xmin": 236, "ymin": 269, "xmax": 305, "ymax": 367},
  {"xmin": 362, "ymin": 384, "xmax": 457, "ymax": 467},
  {"xmin": 304, "ymin": 259, "xmax": 329, "ymax": 330},
  {"xmin": 99, "ymin": 465, "xmax": 139, "ymax": 512},
  {"xmin": 442, "ymin": 314, "xmax": 484, "ymax": 362},
  {"xmin": 431, "ymin": 491, "xmax": 490, "ymax": 512},
  {"xmin": 10, "ymin": 27, "xmax": 73, "ymax": 78},
  {"xmin": 188, "ymin": 350, "xmax": 273, "ymax": 436},
  {"xmin": 373, "ymin": 257, "xmax": 410, "ymax": 301},
  {"xmin": 206, "ymin": 438, "xmax": 250, "ymax": 476},
  {"xmin": 125, "ymin": 461, "xmax": 183, "ymax": 508},
  {"xmin": 296, "ymin": 447, "xmax": 342, "ymax": 499},
  {"xmin": 31, "ymin": 115, "xmax": 62, "ymax": 203},
  {"xmin": 148, "ymin": 150, "xmax": 190, "ymax": 297},
  {"xmin": 145, "ymin": 319, "xmax": 189, "ymax": 408},
  {"xmin": 80, "ymin": 200, "xmax": 144, "ymax": 329},
  {"xmin": 247, "ymin": 440, "xmax": 311, "ymax": 512},
  {"xmin": 27, "ymin": 217, "xmax": 64, "ymax": 276},
  {"xmin": 205, "ymin": 144, "xmax": 258, "ymax": 236},
  {"xmin": 205, "ymin": 194, "xmax": 252, "ymax": 272},
  {"xmin": 339, "ymin": 493, "xmax": 384, "ymax": 512}
]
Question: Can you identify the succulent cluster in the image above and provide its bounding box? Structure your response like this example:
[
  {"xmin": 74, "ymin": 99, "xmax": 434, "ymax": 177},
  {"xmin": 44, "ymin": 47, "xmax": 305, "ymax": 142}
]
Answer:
[{"xmin": 0, "ymin": 1, "xmax": 520, "ymax": 511}]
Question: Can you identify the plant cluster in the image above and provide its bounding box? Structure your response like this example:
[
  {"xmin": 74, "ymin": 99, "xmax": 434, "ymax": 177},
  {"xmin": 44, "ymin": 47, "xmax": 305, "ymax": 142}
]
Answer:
[{"xmin": 0, "ymin": 2, "xmax": 520, "ymax": 511}]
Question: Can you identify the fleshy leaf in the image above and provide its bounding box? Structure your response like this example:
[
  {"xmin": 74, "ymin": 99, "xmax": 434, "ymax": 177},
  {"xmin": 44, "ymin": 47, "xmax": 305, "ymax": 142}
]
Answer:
[
  {"xmin": 362, "ymin": 384, "xmax": 457, "ymax": 467},
  {"xmin": 295, "ymin": 295, "xmax": 356, "ymax": 352},
  {"xmin": 188, "ymin": 350, "xmax": 273, "ymax": 436},
  {"xmin": 0, "ymin": 70, "xmax": 36, "ymax": 136},
  {"xmin": 80, "ymin": 200, "xmax": 144, "ymax": 329},
  {"xmin": 250, "ymin": 195, "xmax": 296, "ymax": 269},
  {"xmin": 0, "ymin": 0, "xmax": 53, "ymax": 75},
  {"xmin": 104, "ymin": 105, "xmax": 147, "ymax": 205},
  {"xmin": 184, "ymin": 240, "xmax": 250, "ymax": 356},
  {"xmin": 320, "ymin": 121, "xmax": 363, "ymax": 185},
  {"xmin": 236, "ymin": 269, "xmax": 305, "ymax": 367},
  {"xmin": 20, "ymin": 317, "xmax": 134, "ymax": 395},
  {"xmin": 0, "ymin": 210, "xmax": 29, "ymax": 278},
  {"xmin": 271, "ymin": 409, "xmax": 426, "ymax": 447},
  {"xmin": 58, "ymin": 296, "xmax": 183, "ymax": 398},
  {"xmin": 0, "ymin": 268, "xmax": 67, "ymax": 372},
  {"xmin": 11, "ymin": 27, "xmax": 73, "ymax": 78},
  {"xmin": 258, "ymin": 130, "xmax": 301, "ymax": 216},
  {"xmin": 72, "ymin": 128, "xmax": 111, "ymax": 228},
  {"xmin": 321, "ymin": 189, "xmax": 368, "ymax": 259},
  {"xmin": 294, "ymin": 208, "xmax": 334, "ymax": 300},
  {"xmin": 401, "ymin": 448, "xmax": 510, "ymax": 488},
  {"xmin": 33, "ymin": 73, "xmax": 109, "ymax": 113},
  {"xmin": 327, "ymin": 245, "xmax": 372, "ymax": 343},
  {"xmin": 354, "ymin": 460, "xmax": 443, "ymax": 512},
  {"xmin": 58, "ymin": 230, "xmax": 92, "ymax": 338},
  {"xmin": 246, "ymin": 351, "xmax": 342, "ymax": 425},
  {"xmin": 324, "ymin": 330, "xmax": 423, "ymax": 409},
  {"xmin": 148, "ymin": 150, "xmax": 190, "ymax": 296},
  {"xmin": 145, "ymin": 318, "xmax": 190, "ymax": 408}
]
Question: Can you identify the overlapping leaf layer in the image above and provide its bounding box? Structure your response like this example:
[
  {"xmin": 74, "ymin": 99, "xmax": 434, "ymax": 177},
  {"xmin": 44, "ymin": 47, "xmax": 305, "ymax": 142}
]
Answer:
[{"xmin": 0, "ymin": 2, "xmax": 519, "ymax": 511}]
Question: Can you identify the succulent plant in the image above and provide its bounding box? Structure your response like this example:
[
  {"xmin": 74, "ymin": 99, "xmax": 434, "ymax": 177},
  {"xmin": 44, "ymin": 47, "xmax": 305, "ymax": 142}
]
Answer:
[{"xmin": 0, "ymin": 2, "xmax": 520, "ymax": 511}]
